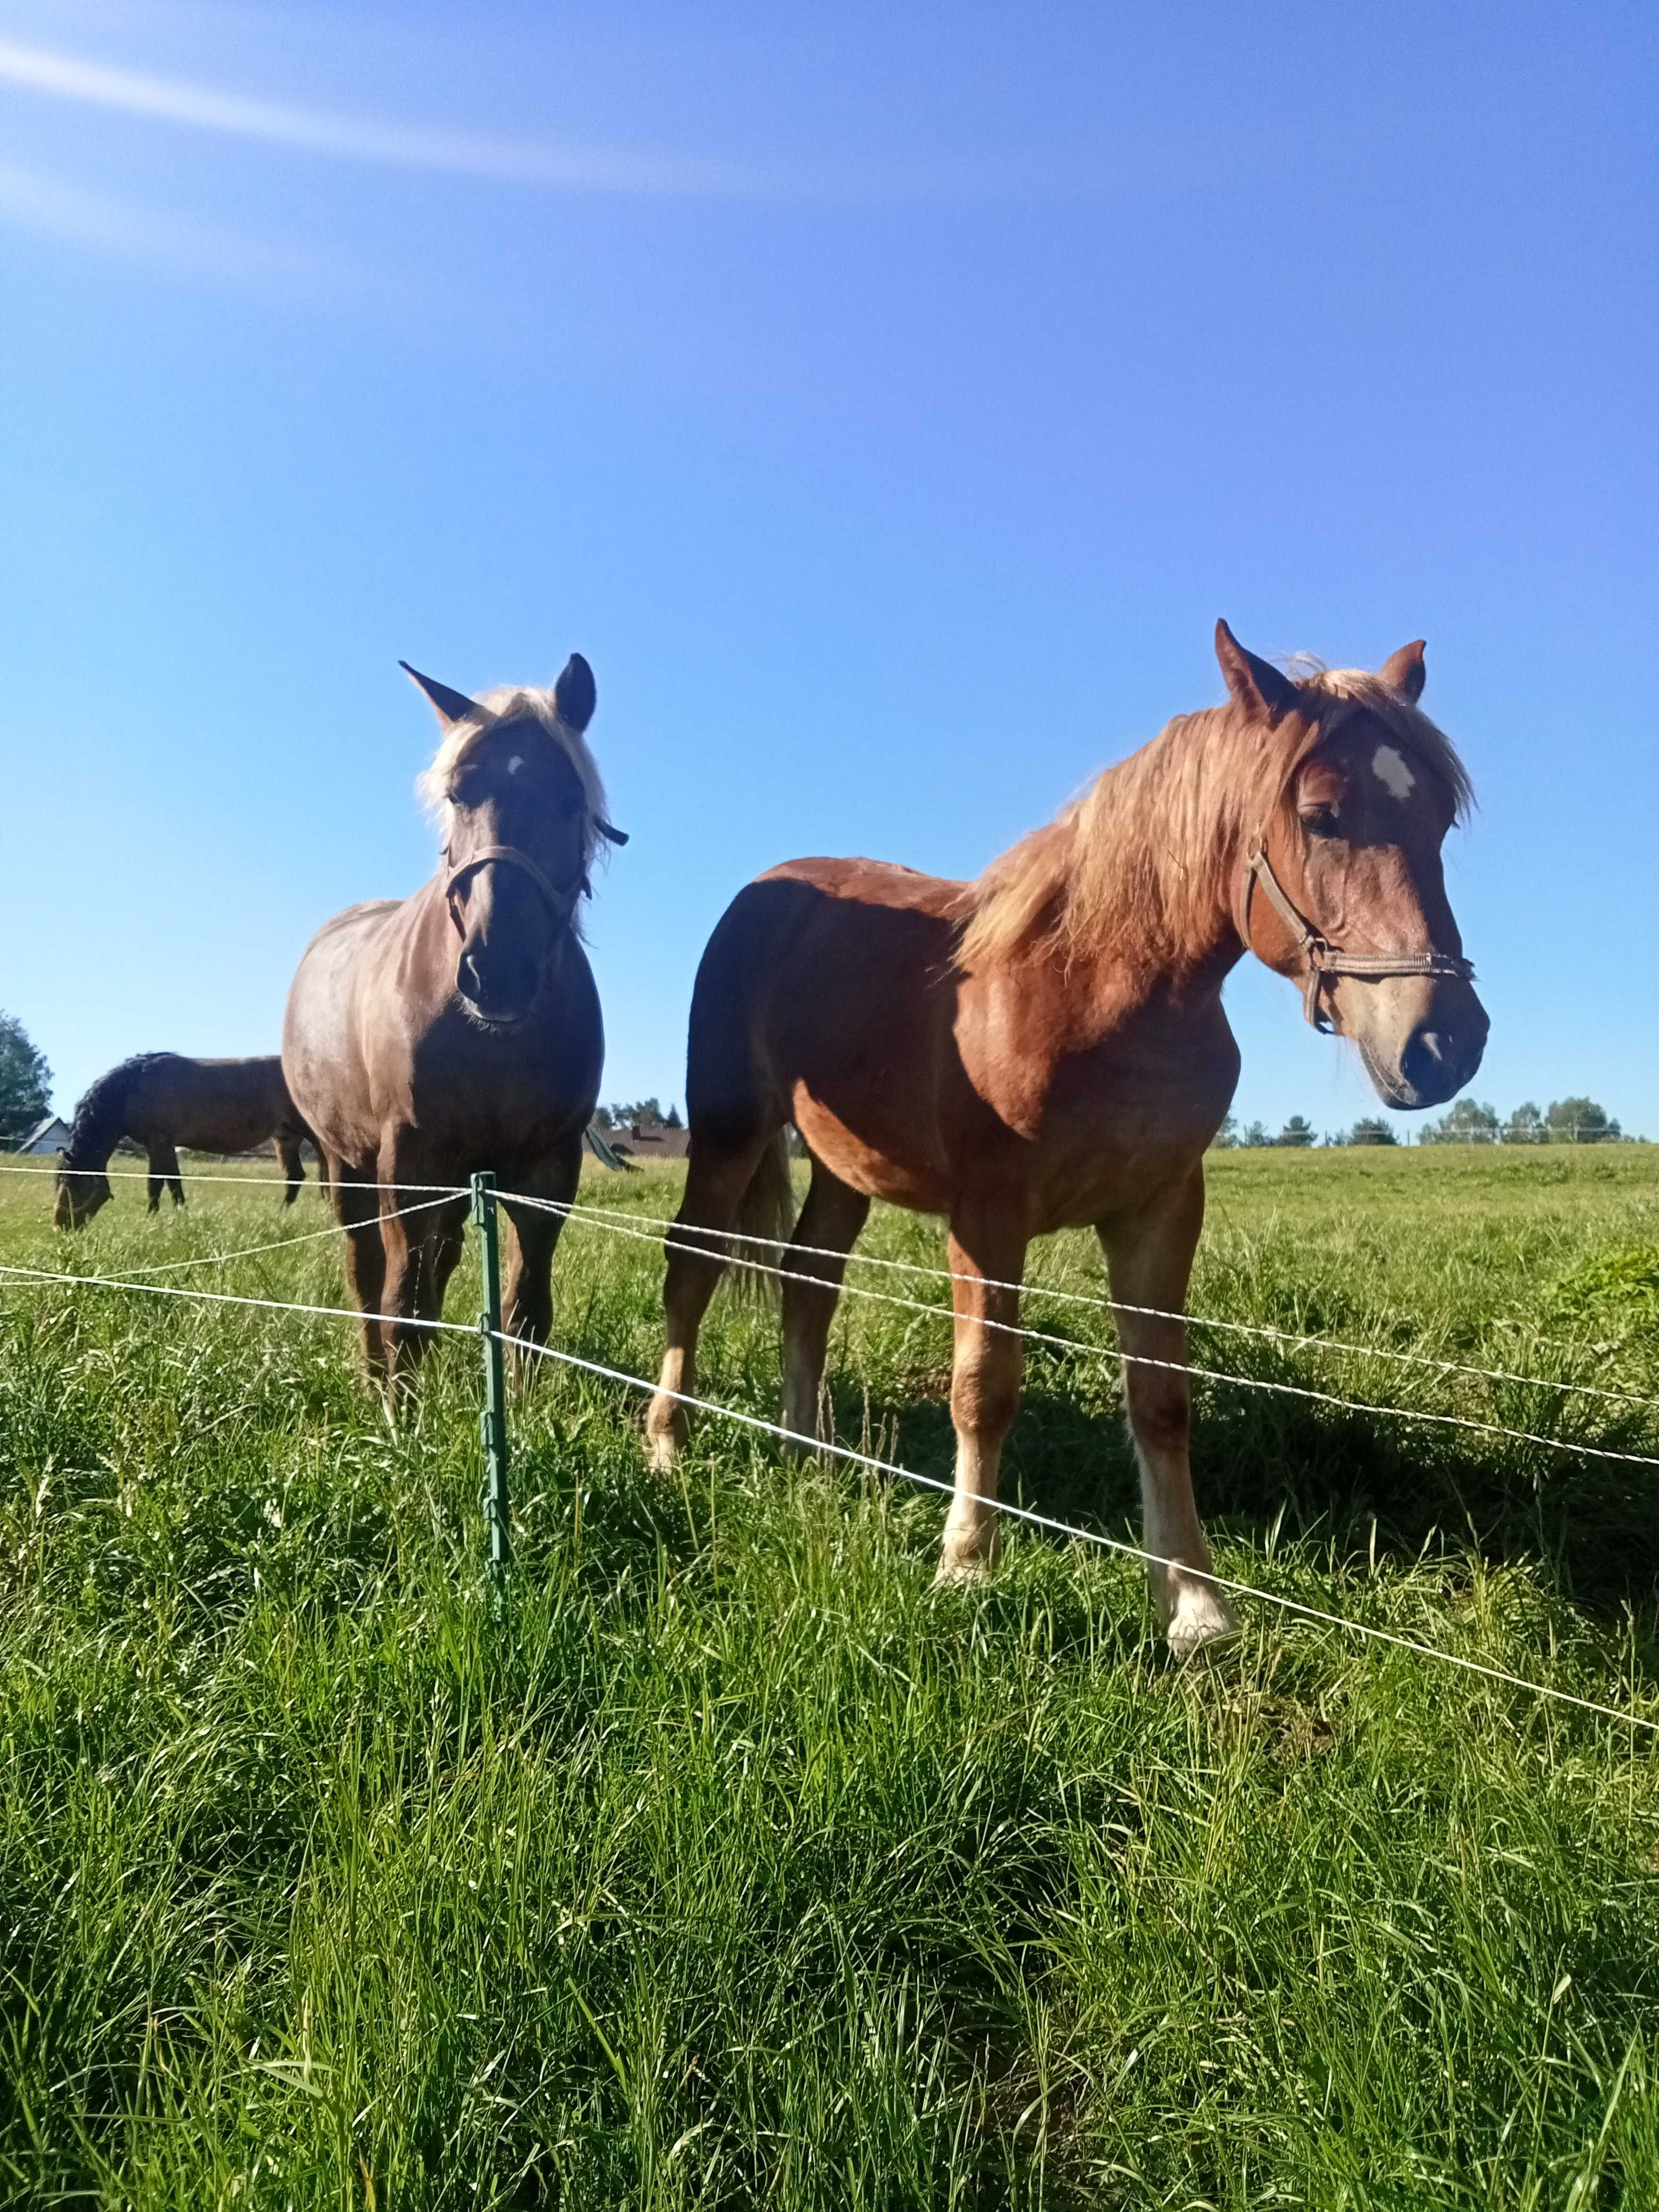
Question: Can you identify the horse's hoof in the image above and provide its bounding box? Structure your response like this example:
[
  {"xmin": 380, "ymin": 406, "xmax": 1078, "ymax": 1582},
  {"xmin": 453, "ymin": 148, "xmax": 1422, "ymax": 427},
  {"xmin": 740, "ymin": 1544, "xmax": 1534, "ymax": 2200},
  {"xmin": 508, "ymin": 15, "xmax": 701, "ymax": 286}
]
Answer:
[
  {"xmin": 933, "ymin": 1554, "xmax": 994, "ymax": 1589},
  {"xmin": 644, "ymin": 1432, "xmax": 680, "ymax": 1476},
  {"xmin": 1165, "ymin": 1586, "xmax": 1242, "ymax": 1661}
]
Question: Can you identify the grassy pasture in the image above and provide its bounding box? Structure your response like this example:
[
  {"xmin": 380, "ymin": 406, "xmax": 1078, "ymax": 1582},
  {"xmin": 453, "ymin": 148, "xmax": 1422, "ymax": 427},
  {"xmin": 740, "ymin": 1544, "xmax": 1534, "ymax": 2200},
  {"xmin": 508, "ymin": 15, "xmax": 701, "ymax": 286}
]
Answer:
[{"xmin": 3, "ymin": 1145, "xmax": 1659, "ymax": 2207}]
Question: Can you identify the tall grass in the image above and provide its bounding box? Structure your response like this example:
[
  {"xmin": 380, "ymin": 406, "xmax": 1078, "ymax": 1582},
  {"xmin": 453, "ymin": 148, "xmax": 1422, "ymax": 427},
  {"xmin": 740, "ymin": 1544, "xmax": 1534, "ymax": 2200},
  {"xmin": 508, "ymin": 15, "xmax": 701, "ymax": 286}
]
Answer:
[{"xmin": 1, "ymin": 1147, "xmax": 1657, "ymax": 2207}]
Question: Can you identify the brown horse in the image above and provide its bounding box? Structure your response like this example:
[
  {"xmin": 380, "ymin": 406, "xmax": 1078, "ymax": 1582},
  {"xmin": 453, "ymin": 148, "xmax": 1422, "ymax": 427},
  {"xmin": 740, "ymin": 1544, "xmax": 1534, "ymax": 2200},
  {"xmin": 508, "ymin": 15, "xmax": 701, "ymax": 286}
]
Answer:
[
  {"xmin": 646, "ymin": 624, "xmax": 1488, "ymax": 1655},
  {"xmin": 54, "ymin": 1054, "xmax": 314, "ymax": 1226},
  {"xmin": 282, "ymin": 656, "xmax": 625, "ymax": 1389}
]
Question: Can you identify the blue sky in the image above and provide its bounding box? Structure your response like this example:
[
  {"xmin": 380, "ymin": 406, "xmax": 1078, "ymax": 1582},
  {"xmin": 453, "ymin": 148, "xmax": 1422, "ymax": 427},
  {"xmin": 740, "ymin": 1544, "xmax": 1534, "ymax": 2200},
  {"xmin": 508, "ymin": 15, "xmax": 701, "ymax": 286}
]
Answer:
[{"xmin": 4, "ymin": 0, "xmax": 1655, "ymax": 1138}]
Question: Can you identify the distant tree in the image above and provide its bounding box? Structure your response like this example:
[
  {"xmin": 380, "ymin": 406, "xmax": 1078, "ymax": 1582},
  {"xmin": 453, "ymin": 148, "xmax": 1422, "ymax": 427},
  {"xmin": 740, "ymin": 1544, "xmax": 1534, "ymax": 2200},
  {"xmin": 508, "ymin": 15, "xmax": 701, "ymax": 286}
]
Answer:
[
  {"xmin": 1241, "ymin": 1120, "xmax": 1270, "ymax": 1148},
  {"xmin": 1273, "ymin": 1115, "xmax": 1317, "ymax": 1148},
  {"xmin": 1504, "ymin": 1101, "xmax": 1546, "ymax": 1144},
  {"xmin": 1547, "ymin": 1096, "xmax": 1619, "ymax": 1144},
  {"xmin": 1346, "ymin": 1117, "xmax": 1399, "ymax": 1146},
  {"xmin": 0, "ymin": 1012, "xmax": 51, "ymax": 1147},
  {"xmin": 1422, "ymin": 1098, "xmax": 1499, "ymax": 1145},
  {"xmin": 664, "ymin": 1103, "xmax": 684, "ymax": 1129},
  {"xmin": 1210, "ymin": 1115, "xmax": 1240, "ymax": 1149},
  {"xmin": 599, "ymin": 1096, "xmax": 669, "ymax": 1131}
]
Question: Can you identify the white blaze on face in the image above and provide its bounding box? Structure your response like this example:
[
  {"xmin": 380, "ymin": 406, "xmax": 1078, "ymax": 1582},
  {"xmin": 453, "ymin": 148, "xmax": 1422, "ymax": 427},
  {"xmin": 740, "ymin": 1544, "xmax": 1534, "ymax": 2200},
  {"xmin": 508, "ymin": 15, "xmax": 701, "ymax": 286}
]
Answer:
[
  {"xmin": 507, "ymin": 755, "xmax": 524, "ymax": 775},
  {"xmin": 1371, "ymin": 743, "xmax": 1415, "ymax": 802}
]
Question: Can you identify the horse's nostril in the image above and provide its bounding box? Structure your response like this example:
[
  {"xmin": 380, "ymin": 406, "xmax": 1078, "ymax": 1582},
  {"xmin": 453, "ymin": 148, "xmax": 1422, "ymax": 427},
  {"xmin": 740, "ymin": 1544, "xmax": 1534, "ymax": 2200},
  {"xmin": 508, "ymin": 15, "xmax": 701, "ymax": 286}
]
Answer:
[
  {"xmin": 1400, "ymin": 1025, "xmax": 1482, "ymax": 1104},
  {"xmin": 1401, "ymin": 1030, "xmax": 1443, "ymax": 1091}
]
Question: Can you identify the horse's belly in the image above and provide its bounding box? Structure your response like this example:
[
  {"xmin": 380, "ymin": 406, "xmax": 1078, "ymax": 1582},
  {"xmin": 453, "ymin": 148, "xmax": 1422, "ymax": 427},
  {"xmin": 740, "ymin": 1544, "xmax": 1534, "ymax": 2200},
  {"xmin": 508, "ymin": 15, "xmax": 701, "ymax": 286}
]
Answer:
[{"xmin": 791, "ymin": 1087, "xmax": 951, "ymax": 1212}]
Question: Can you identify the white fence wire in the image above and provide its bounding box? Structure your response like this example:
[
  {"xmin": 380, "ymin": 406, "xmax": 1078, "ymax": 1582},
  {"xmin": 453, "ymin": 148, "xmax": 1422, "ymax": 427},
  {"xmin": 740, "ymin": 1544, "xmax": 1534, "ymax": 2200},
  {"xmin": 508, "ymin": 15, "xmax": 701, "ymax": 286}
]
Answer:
[
  {"xmin": 0, "ymin": 1212, "xmax": 1656, "ymax": 1741},
  {"xmin": 498, "ymin": 1192, "xmax": 1659, "ymax": 1469}
]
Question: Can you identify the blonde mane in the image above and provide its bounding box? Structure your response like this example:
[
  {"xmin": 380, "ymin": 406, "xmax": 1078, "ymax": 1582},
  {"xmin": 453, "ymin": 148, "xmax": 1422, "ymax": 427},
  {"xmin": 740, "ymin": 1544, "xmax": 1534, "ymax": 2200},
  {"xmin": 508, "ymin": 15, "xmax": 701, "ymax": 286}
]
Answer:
[
  {"xmin": 415, "ymin": 684, "xmax": 611, "ymax": 875},
  {"xmin": 957, "ymin": 665, "xmax": 1472, "ymax": 977}
]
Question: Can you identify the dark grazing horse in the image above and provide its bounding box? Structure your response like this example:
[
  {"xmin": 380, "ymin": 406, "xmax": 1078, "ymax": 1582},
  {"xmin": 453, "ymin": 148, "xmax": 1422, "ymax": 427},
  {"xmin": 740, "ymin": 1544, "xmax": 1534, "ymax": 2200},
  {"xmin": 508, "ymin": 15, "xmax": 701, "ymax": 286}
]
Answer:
[
  {"xmin": 646, "ymin": 625, "xmax": 1488, "ymax": 1656},
  {"xmin": 54, "ymin": 1054, "xmax": 314, "ymax": 1226},
  {"xmin": 282, "ymin": 656, "xmax": 625, "ymax": 1390}
]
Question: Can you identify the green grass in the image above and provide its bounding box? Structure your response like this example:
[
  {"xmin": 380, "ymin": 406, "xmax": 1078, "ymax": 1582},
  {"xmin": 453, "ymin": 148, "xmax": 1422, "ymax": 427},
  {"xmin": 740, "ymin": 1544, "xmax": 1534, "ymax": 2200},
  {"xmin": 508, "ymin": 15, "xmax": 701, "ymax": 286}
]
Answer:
[{"xmin": 2, "ymin": 1145, "xmax": 1659, "ymax": 2207}]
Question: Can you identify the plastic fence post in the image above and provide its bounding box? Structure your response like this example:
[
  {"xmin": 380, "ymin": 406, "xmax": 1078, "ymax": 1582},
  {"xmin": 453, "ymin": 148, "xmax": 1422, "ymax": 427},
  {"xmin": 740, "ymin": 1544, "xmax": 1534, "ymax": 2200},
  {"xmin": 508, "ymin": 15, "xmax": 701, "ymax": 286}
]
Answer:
[{"xmin": 471, "ymin": 1171, "xmax": 510, "ymax": 1589}]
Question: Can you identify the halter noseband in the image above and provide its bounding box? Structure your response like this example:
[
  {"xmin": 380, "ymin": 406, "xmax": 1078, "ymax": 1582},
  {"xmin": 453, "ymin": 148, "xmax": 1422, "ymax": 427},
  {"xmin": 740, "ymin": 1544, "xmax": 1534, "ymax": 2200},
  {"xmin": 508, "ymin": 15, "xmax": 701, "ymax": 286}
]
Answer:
[
  {"xmin": 1242, "ymin": 840, "xmax": 1476, "ymax": 1035},
  {"xmin": 443, "ymin": 844, "xmax": 587, "ymax": 934}
]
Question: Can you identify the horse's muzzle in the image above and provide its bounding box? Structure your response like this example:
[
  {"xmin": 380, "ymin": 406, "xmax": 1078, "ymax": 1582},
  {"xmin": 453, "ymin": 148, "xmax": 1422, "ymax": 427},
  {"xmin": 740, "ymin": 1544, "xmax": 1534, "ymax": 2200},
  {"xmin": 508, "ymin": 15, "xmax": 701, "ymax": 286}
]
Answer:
[
  {"xmin": 54, "ymin": 1172, "xmax": 111, "ymax": 1228},
  {"xmin": 1361, "ymin": 986, "xmax": 1490, "ymax": 1110},
  {"xmin": 456, "ymin": 945, "xmax": 542, "ymax": 1027}
]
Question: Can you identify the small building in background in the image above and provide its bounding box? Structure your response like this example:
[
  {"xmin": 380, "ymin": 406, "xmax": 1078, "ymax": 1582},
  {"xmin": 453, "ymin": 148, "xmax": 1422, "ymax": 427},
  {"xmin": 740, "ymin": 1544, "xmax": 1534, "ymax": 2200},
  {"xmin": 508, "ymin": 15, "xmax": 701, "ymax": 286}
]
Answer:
[
  {"xmin": 607, "ymin": 1121, "xmax": 691, "ymax": 1166},
  {"xmin": 14, "ymin": 1116, "xmax": 72, "ymax": 1155}
]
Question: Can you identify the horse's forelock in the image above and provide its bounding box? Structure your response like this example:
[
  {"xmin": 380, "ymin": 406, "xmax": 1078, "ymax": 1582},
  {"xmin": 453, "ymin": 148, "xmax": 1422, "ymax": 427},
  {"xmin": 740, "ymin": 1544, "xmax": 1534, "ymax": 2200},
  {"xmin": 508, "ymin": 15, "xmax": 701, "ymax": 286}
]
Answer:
[
  {"xmin": 1290, "ymin": 666, "xmax": 1474, "ymax": 824},
  {"xmin": 414, "ymin": 684, "xmax": 612, "ymax": 872}
]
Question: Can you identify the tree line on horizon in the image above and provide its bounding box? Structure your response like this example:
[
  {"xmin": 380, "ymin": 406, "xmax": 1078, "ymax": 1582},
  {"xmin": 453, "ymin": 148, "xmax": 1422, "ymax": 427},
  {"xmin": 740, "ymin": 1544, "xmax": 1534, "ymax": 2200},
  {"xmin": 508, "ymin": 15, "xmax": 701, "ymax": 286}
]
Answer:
[
  {"xmin": 0, "ymin": 1011, "xmax": 1637, "ymax": 1158},
  {"xmin": 591, "ymin": 1097, "xmax": 684, "ymax": 1133},
  {"xmin": 1213, "ymin": 1096, "xmax": 1631, "ymax": 1150}
]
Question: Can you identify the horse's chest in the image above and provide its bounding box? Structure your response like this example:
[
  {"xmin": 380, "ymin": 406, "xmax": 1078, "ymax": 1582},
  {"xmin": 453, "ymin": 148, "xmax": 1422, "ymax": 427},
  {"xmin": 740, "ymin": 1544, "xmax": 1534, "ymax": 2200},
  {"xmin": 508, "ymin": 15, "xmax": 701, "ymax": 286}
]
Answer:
[{"xmin": 958, "ymin": 1000, "xmax": 1238, "ymax": 1226}]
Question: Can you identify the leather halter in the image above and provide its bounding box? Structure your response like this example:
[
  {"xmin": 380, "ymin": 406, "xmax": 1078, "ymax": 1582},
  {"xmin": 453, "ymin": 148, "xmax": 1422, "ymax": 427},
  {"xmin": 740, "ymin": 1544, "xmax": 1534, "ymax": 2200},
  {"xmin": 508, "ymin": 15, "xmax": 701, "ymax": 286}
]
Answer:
[
  {"xmin": 1242, "ymin": 839, "xmax": 1476, "ymax": 1034},
  {"xmin": 443, "ymin": 843, "xmax": 586, "ymax": 934}
]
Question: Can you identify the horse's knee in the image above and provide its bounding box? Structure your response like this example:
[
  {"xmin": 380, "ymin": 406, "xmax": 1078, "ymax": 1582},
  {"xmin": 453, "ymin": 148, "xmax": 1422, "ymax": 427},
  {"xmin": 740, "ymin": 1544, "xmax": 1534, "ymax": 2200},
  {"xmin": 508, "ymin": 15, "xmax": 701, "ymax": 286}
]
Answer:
[
  {"xmin": 950, "ymin": 1340, "xmax": 1022, "ymax": 1443},
  {"xmin": 1125, "ymin": 1378, "xmax": 1191, "ymax": 1460},
  {"xmin": 663, "ymin": 1243, "xmax": 725, "ymax": 1322}
]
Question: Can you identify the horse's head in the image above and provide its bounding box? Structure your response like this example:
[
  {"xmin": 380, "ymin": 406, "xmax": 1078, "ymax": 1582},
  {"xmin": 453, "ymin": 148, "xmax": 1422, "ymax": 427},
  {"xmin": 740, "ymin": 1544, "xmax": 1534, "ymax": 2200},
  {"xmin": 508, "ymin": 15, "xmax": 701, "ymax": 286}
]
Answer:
[
  {"xmin": 54, "ymin": 1162, "xmax": 111, "ymax": 1227},
  {"xmin": 406, "ymin": 656, "xmax": 626, "ymax": 1028},
  {"xmin": 1218, "ymin": 622, "xmax": 1488, "ymax": 1110}
]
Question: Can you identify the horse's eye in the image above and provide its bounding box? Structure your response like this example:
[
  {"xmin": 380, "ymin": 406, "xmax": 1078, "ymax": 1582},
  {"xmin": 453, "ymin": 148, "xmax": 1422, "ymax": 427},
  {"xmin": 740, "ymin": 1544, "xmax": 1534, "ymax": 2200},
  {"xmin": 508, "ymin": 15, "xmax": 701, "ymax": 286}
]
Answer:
[{"xmin": 1298, "ymin": 804, "xmax": 1340, "ymax": 837}]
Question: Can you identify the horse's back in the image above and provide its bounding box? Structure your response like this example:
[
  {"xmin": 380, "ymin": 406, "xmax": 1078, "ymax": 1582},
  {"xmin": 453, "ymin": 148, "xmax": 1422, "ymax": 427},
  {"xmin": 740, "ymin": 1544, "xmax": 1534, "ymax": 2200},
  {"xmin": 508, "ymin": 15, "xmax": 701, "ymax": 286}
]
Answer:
[
  {"xmin": 687, "ymin": 860, "xmax": 969, "ymax": 1187},
  {"xmin": 696, "ymin": 860, "xmax": 963, "ymax": 1061},
  {"xmin": 128, "ymin": 1053, "xmax": 295, "ymax": 1153},
  {"xmin": 756, "ymin": 854, "xmax": 969, "ymax": 918}
]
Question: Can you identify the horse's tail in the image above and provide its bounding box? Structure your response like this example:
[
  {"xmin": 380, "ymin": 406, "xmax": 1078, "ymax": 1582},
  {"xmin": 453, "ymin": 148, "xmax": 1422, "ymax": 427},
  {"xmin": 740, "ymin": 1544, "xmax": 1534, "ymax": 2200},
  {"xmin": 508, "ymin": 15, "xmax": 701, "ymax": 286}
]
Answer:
[
  {"xmin": 724, "ymin": 1128, "xmax": 795, "ymax": 1305},
  {"xmin": 62, "ymin": 1053, "xmax": 175, "ymax": 1172}
]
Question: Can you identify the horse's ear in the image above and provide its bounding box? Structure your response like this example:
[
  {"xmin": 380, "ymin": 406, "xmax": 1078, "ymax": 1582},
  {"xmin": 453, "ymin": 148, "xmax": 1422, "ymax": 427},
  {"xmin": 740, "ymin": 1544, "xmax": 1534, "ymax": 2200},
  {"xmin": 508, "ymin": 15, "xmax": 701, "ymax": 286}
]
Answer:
[
  {"xmin": 554, "ymin": 653, "xmax": 597, "ymax": 733},
  {"xmin": 399, "ymin": 662, "xmax": 480, "ymax": 726},
  {"xmin": 1378, "ymin": 639, "xmax": 1427, "ymax": 704},
  {"xmin": 1214, "ymin": 620, "xmax": 1301, "ymax": 722}
]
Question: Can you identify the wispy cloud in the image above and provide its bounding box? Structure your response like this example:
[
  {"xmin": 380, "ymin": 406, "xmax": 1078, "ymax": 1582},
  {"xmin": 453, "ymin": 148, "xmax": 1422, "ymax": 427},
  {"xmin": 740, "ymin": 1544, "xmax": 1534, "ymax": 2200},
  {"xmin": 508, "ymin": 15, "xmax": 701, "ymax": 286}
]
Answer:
[
  {"xmin": 0, "ymin": 35, "xmax": 987, "ymax": 200},
  {"xmin": 0, "ymin": 155, "xmax": 384, "ymax": 295}
]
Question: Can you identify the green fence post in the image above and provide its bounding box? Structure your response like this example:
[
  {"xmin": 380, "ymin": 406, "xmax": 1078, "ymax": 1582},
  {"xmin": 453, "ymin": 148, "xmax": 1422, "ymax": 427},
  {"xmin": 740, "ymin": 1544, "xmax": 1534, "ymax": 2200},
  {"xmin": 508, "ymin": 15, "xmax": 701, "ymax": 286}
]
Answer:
[{"xmin": 471, "ymin": 1171, "xmax": 510, "ymax": 1590}]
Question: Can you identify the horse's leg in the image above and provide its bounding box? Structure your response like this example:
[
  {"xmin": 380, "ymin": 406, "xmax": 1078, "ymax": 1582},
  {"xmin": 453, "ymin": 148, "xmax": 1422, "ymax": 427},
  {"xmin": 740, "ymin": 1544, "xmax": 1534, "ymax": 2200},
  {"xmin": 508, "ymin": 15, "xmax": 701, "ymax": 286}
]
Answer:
[
  {"xmin": 332, "ymin": 1167, "xmax": 387, "ymax": 1383},
  {"xmin": 377, "ymin": 1157, "xmax": 441, "ymax": 1395},
  {"xmin": 936, "ymin": 1201, "xmax": 1028, "ymax": 1583},
  {"xmin": 158, "ymin": 1144, "xmax": 186, "ymax": 1208},
  {"xmin": 418, "ymin": 1198, "xmax": 470, "ymax": 1324},
  {"xmin": 646, "ymin": 1127, "xmax": 779, "ymax": 1470},
  {"xmin": 275, "ymin": 1132, "xmax": 303, "ymax": 1207},
  {"xmin": 780, "ymin": 1158, "xmax": 870, "ymax": 1448},
  {"xmin": 146, "ymin": 1143, "xmax": 183, "ymax": 1210},
  {"xmin": 1097, "ymin": 1168, "xmax": 1238, "ymax": 1658},
  {"xmin": 498, "ymin": 1138, "xmax": 584, "ymax": 1366}
]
